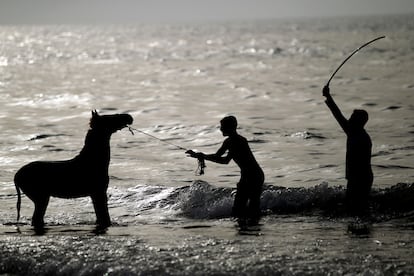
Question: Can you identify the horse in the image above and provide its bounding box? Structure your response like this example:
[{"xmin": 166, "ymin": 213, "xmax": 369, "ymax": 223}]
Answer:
[{"xmin": 14, "ymin": 110, "xmax": 133, "ymax": 229}]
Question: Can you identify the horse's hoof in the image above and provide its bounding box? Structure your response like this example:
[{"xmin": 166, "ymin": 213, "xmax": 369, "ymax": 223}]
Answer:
[
  {"xmin": 93, "ymin": 226, "xmax": 108, "ymax": 235},
  {"xmin": 96, "ymin": 220, "xmax": 111, "ymax": 229},
  {"xmin": 32, "ymin": 223, "xmax": 46, "ymax": 235},
  {"xmin": 34, "ymin": 227, "xmax": 47, "ymax": 235}
]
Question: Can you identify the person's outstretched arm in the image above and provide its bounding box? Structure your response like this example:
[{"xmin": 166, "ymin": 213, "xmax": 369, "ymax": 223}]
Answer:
[
  {"xmin": 323, "ymin": 86, "xmax": 349, "ymax": 133},
  {"xmin": 186, "ymin": 140, "xmax": 232, "ymax": 164}
]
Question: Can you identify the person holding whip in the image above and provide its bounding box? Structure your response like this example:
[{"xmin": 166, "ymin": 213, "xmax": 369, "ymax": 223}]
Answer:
[
  {"xmin": 323, "ymin": 85, "xmax": 373, "ymax": 215},
  {"xmin": 322, "ymin": 36, "xmax": 384, "ymax": 215}
]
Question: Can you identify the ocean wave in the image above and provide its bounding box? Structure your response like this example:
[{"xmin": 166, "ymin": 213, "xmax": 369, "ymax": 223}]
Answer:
[
  {"xmin": 288, "ymin": 131, "xmax": 326, "ymax": 140},
  {"xmin": 115, "ymin": 181, "xmax": 414, "ymax": 221}
]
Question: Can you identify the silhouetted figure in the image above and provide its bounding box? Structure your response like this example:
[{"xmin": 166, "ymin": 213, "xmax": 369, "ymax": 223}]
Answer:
[
  {"xmin": 187, "ymin": 116, "xmax": 264, "ymax": 225},
  {"xmin": 323, "ymin": 86, "xmax": 373, "ymax": 215},
  {"xmin": 14, "ymin": 110, "xmax": 133, "ymax": 231}
]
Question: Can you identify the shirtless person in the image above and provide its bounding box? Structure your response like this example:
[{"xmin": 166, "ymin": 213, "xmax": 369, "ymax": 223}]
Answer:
[
  {"xmin": 323, "ymin": 85, "xmax": 373, "ymax": 214},
  {"xmin": 186, "ymin": 116, "xmax": 264, "ymax": 223}
]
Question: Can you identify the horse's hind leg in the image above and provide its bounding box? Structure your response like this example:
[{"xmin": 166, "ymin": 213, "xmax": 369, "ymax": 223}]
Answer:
[
  {"xmin": 32, "ymin": 196, "xmax": 50, "ymax": 229},
  {"xmin": 91, "ymin": 193, "xmax": 111, "ymax": 228}
]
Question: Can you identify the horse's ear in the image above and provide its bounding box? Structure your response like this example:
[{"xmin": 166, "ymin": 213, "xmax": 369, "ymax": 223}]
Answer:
[{"xmin": 91, "ymin": 110, "xmax": 99, "ymax": 117}]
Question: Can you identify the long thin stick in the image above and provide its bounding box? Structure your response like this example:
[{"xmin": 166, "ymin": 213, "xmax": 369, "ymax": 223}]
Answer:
[
  {"xmin": 128, "ymin": 126, "xmax": 187, "ymax": 150},
  {"xmin": 326, "ymin": 35, "xmax": 385, "ymax": 86}
]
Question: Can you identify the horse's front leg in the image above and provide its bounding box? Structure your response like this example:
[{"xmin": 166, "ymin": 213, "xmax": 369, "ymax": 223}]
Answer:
[
  {"xmin": 32, "ymin": 196, "xmax": 50, "ymax": 230},
  {"xmin": 91, "ymin": 192, "xmax": 111, "ymax": 228}
]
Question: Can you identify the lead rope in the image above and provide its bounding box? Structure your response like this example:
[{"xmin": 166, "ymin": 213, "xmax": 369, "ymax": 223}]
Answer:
[
  {"xmin": 195, "ymin": 157, "xmax": 206, "ymax": 176},
  {"xmin": 128, "ymin": 126, "xmax": 205, "ymax": 175}
]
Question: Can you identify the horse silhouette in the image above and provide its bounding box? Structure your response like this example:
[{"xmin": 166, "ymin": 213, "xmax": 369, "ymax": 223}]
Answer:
[{"xmin": 14, "ymin": 110, "xmax": 133, "ymax": 229}]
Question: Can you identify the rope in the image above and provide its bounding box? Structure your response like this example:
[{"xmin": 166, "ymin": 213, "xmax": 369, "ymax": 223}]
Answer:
[{"xmin": 128, "ymin": 126, "xmax": 205, "ymax": 175}]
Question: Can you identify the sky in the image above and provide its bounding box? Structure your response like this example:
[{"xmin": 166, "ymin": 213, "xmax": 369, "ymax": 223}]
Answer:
[{"xmin": 0, "ymin": 0, "xmax": 414, "ymax": 24}]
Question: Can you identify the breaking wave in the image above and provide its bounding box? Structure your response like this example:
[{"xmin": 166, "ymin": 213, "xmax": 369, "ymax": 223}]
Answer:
[{"xmin": 116, "ymin": 180, "xmax": 414, "ymax": 221}]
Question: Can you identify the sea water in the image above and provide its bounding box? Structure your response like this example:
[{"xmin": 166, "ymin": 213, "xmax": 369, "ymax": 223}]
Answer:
[{"xmin": 0, "ymin": 14, "xmax": 413, "ymax": 275}]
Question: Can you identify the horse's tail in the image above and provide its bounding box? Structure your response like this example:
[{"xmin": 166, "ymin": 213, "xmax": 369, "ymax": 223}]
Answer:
[{"xmin": 15, "ymin": 182, "xmax": 21, "ymax": 222}]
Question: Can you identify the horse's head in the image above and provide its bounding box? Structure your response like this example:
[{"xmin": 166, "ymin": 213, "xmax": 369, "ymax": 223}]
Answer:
[{"xmin": 89, "ymin": 110, "xmax": 133, "ymax": 134}]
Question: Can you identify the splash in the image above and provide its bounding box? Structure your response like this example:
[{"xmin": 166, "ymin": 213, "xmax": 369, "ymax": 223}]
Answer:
[
  {"xmin": 176, "ymin": 180, "xmax": 234, "ymax": 219},
  {"xmin": 127, "ymin": 181, "xmax": 414, "ymax": 221}
]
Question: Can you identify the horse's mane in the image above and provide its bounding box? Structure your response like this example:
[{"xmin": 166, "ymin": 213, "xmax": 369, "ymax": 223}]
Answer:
[{"xmin": 89, "ymin": 117, "xmax": 97, "ymax": 129}]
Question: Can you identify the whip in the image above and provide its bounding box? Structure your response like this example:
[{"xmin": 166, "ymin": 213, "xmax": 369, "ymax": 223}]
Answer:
[{"xmin": 326, "ymin": 35, "xmax": 385, "ymax": 87}]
